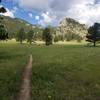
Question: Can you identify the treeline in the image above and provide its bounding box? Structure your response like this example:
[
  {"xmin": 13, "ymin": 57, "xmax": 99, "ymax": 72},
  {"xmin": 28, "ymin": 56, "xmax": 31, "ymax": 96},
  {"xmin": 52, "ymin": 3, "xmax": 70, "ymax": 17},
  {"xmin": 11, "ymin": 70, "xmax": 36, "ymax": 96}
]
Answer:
[
  {"xmin": 16, "ymin": 28, "xmax": 34, "ymax": 44},
  {"xmin": 54, "ymin": 33, "xmax": 82, "ymax": 42},
  {"xmin": 0, "ymin": 15, "xmax": 100, "ymax": 46},
  {"xmin": 0, "ymin": 3, "xmax": 8, "ymax": 41},
  {"xmin": 0, "ymin": 17, "xmax": 8, "ymax": 41}
]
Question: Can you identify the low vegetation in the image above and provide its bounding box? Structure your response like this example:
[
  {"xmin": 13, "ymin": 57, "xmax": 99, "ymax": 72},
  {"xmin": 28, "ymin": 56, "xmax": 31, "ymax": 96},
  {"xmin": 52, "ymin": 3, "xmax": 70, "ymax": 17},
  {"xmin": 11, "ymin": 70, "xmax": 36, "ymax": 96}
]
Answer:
[
  {"xmin": 0, "ymin": 42, "xmax": 30, "ymax": 100},
  {"xmin": 0, "ymin": 41, "xmax": 100, "ymax": 100},
  {"xmin": 31, "ymin": 45, "xmax": 100, "ymax": 100}
]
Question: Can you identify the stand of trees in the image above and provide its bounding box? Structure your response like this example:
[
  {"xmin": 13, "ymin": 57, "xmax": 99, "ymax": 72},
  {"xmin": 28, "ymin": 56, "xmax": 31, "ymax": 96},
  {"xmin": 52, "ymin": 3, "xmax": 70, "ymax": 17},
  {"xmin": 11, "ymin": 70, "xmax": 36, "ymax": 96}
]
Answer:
[
  {"xmin": 16, "ymin": 28, "xmax": 26, "ymax": 44},
  {"xmin": 43, "ymin": 27, "xmax": 53, "ymax": 46},
  {"xmin": 64, "ymin": 33, "xmax": 82, "ymax": 42},
  {"xmin": 34, "ymin": 26, "xmax": 43, "ymax": 41},
  {"xmin": 27, "ymin": 30, "xmax": 34, "ymax": 44},
  {"xmin": 86, "ymin": 23, "xmax": 100, "ymax": 47},
  {"xmin": 15, "ymin": 22, "xmax": 100, "ymax": 46},
  {"xmin": 0, "ymin": 1, "xmax": 8, "ymax": 41},
  {"xmin": 16, "ymin": 28, "xmax": 35, "ymax": 44},
  {"xmin": 0, "ymin": 24, "xmax": 8, "ymax": 41}
]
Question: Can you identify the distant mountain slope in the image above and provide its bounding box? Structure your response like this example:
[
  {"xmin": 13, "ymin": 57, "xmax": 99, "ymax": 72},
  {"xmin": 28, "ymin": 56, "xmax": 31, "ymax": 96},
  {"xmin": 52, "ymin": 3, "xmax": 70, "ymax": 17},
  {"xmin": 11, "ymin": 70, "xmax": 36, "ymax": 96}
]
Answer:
[
  {"xmin": 0, "ymin": 16, "xmax": 88, "ymax": 41},
  {"xmin": 56, "ymin": 18, "xmax": 88, "ymax": 39},
  {"xmin": 0, "ymin": 15, "xmax": 35, "ymax": 38}
]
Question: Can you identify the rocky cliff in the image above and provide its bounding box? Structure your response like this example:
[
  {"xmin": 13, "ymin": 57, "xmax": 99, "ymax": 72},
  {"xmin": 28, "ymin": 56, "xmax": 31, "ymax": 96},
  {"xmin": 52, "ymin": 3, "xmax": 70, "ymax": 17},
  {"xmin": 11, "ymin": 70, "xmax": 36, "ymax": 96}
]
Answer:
[{"xmin": 56, "ymin": 18, "xmax": 88, "ymax": 39}]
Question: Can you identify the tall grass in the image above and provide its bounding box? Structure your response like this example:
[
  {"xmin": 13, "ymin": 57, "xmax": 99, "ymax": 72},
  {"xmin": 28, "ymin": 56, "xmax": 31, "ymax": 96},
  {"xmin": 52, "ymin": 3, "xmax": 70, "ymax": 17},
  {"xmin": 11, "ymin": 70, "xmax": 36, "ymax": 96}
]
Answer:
[
  {"xmin": 31, "ymin": 45, "xmax": 100, "ymax": 100},
  {"xmin": 0, "ymin": 43, "xmax": 29, "ymax": 100},
  {"xmin": 0, "ymin": 41, "xmax": 100, "ymax": 100}
]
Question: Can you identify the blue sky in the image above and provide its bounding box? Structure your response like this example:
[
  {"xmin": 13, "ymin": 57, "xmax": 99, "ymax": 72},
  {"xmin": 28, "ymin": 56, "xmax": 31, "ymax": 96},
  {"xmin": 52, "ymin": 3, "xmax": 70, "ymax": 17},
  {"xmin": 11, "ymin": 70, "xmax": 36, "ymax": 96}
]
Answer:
[
  {"xmin": 0, "ymin": 0, "xmax": 100, "ymax": 26},
  {"xmin": 0, "ymin": 0, "xmax": 39, "ymax": 24}
]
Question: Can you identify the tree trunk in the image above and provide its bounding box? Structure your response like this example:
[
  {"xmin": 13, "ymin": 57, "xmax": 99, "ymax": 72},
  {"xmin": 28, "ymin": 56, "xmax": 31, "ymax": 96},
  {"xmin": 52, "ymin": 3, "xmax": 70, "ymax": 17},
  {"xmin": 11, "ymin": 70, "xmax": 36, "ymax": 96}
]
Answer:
[
  {"xmin": 20, "ymin": 40, "xmax": 22, "ymax": 44},
  {"xmin": 30, "ymin": 41, "xmax": 32, "ymax": 45},
  {"xmin": 46, "ymin": 41, "xmax": 49, "ymax": 46},
  {"xmin": 93, "ymin": 41, "xmax": 96, "ymax": 47}
]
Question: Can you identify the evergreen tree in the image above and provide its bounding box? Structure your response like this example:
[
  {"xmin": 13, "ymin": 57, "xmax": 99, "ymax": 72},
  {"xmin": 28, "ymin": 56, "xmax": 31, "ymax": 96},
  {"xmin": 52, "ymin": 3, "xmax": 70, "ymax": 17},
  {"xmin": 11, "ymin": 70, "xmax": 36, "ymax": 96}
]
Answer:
[
  {"xmin": 43, "ymin": 27, "xmax": 53, "ymax": 46},
  {"xmin": 0, "ymin": 17, "xmax": 8, "ymax": 41},
  {"xmin": 34, "ymin": 25, "xmax": 43, "ymax": 41},
  {"xmin": 86, "ymin": 23, "xmax": 100, "ymax": 47},
  {"xmin": 27, "ymin": 30, "xmax": 34, "ymax": 44},
  {"xmin": 0, "ymin": 0, "xmax": 8, "ymax": 41},
  {"xmin": 16, "ymin": 28, "xmax": 26, "ymax": 44}
]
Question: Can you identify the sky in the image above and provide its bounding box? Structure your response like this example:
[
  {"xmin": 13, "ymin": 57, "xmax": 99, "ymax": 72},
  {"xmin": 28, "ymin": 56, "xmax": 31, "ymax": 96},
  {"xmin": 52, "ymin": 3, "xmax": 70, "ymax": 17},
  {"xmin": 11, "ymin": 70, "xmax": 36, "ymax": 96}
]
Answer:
[{"xmin": 0, "ymin": 0, "xmax": 100, "ymax": 26}]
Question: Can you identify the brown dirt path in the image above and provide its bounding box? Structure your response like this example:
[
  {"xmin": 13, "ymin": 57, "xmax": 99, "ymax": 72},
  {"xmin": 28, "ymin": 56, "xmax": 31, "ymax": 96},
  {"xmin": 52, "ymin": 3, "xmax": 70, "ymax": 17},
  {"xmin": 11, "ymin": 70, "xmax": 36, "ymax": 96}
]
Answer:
[{"xmin": 17, "ymin": 55, "xmax": 33, "ymax": 100}]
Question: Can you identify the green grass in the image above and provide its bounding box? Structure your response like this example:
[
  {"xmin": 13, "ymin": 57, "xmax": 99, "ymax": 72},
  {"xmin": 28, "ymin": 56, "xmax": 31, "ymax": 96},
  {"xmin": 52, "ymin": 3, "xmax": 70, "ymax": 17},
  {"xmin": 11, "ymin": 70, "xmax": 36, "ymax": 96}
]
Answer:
[
  {"xmin": 0, "ymin": 41, "xmax": 100, "ymax": 100},
  {"xmin": 0, "ymin": 42, "xmax": 30, "ymax": 100},
  {"xmin": 31, "ymin": 45, "xmax": 100, "ymax": 100}
]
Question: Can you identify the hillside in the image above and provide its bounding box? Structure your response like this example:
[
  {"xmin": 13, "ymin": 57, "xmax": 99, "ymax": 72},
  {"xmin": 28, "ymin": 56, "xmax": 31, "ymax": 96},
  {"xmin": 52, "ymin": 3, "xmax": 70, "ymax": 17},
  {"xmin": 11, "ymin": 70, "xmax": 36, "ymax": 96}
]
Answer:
[
  {"xmin": 0, "ymin": 16, "xmax": 88, "ymax": 41},
  {"xmin": 0, "ymin": 15, "xmax": 35, "ymax": 38},
  {"xmin": 56, "ymin": 18, "xmax": 88, "ymax": 40}
]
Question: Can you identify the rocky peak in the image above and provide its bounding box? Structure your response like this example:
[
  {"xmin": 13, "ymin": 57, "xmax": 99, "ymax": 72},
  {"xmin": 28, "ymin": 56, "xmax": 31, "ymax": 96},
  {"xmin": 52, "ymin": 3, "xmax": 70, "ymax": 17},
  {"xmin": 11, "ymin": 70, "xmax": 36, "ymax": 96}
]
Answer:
[{"xmin": 56, "ymin": 17, "xmax": 88, "ymax": 39}]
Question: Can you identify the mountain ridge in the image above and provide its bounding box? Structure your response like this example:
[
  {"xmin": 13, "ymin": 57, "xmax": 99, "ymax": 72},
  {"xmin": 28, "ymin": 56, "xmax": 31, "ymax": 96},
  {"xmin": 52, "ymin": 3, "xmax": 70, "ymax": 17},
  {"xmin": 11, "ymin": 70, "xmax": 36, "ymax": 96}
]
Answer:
[
  {"xmin": 56, "ymin": 17, "xmax": 88, "ymax": 40},
  {"xmin": 0, "ymin": 15, "xmax": 36, "ymax": 38}
]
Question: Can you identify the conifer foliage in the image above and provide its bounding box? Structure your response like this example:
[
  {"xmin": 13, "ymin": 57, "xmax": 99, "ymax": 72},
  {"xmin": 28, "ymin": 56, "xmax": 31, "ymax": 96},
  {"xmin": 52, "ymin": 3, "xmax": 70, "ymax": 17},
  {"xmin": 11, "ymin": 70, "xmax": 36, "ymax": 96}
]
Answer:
[{"xmin": 86, "ymin": 23, "xmax": 100, "ymax": 47}]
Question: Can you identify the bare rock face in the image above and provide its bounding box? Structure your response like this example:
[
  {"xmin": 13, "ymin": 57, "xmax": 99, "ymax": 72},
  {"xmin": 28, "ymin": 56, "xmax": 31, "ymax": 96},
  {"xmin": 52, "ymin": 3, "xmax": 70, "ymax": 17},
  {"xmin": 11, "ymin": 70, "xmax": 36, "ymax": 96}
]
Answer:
[{"xmin": 56, "ymin": 18, "xmax": 88, "ymax": 39}]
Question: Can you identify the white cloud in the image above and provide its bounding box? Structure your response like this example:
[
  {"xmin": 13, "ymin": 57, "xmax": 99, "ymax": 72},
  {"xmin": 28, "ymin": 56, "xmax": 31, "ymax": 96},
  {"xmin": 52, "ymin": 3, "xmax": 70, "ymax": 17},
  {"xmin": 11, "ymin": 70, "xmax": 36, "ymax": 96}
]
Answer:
[
  {"xmin": 35, "ymin": 16, "xmax": 40, "ymax": 20},
  {"xmin": 12, "ymin": 6, "xmax": 18, "ymax": 13},
  {"xmin": 38, "ymin": 12, "xmax": 56, "ymax": 26},
  {"xmin": 67, "ymin": 3, "xmax": 100, "ymax": 25},
  {"xmin": 17, "ymin": 0, "xmax": 49, "ymax": 11},
  {"xmin": 14, "ymin": 0, "xmax": 95, "ymax": 11},
  {"xmin": 28, "ymin": 13, "xmax": 33, "ymax": 18},
  {"xmin": 0, "ymin": 8, "xmax": 14, "ymax": 18},
  {"xmin": 0, "ymin": 5, "xmax": 17, "ymax": 18},
  {"xmin": 13, "ymin": 0, "xmax": 100, "ymax": 26},
  {"xmin": 41, "ymin": 12, "xmax": 52, "ymax": 24}
]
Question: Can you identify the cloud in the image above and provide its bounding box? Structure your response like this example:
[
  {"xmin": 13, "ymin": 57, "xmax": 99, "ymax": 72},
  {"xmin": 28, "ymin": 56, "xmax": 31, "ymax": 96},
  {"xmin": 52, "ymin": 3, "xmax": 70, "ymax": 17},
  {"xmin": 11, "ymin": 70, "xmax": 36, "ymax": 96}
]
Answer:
[
  {"xmin": 13, "ymin": 0, "xmax": 100, "ymax": 26},
  {"xmin": 12, "ymin": 6, "xmax": 18, "ymax": 13},
  {"xmin": 95, "ymin": 0, "xmax": 100, "ymax": 3},
  {"xmin": 50, "ymin": 0, "xmax": 89, "ymax": 11},
  {"xmin": 67, "ymin": 3, "xmax": 100, "ymax": 25},
  {"xmin": 14, "ymin": 0, "xmax": 95, "ymax": 11},
  {"xmin": 16, "ymin": 0, "xmax": 49, "ymax": 11},
  {"xmin": 28, "ymin": 13, "xmax": 33, "ymax": 18},
  {"xmin": 38, "ymin": 12, "xmax": 56, "ymax": 26},
  {"xmin": 0, "ymin": 5, "xmax": 17, "ymax": 18},
  {"xmin": 41, "ymin": 12, "xmax": 52, "ymax": 24},
  {"xmin": 35, "ymin": 15, "xmax": 40, "ymax": 20}
]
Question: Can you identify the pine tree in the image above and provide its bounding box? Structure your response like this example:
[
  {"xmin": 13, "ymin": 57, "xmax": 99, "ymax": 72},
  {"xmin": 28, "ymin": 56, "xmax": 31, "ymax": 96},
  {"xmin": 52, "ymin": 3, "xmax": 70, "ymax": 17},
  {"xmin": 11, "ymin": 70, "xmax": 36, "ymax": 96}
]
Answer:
[
  {"xmin": 43, "ymin": 27, "xmax": 53, "ymax": 46},
  {"xmin": 86, "ymin": 23, "xmax": 100, "ymax": 47},
  {"xmin": 0, "ymin": 0, "xmax": 8, "ymax": 41},
  {"xmin": 27, "ymin": 30, "xmax": 34, "ymax": 44},
  {"xmin": 0, "ymin": 17, "xmax": 8, "ymax": 41},
  {"xmin": 16, "ymin": 28, "xmax": 26, "ymax": 44}
]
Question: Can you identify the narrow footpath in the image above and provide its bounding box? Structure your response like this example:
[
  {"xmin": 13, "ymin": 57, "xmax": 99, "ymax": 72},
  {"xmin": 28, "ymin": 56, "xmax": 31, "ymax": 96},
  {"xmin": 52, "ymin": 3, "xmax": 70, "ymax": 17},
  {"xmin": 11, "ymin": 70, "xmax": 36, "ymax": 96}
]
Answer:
[{"xmin": 17, "ymin": 55, "xmax": 33, "ymax": 100}]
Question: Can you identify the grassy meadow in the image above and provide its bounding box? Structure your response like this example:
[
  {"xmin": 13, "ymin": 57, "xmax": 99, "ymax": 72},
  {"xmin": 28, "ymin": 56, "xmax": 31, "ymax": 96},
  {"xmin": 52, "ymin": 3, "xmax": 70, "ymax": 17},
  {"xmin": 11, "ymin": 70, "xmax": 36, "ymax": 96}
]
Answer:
[
  {"xmin": 0, "ymin": 41, "xmax": 30, "ymax": 100},
  {"xmin": 31, "ymin": 44, "xmax": 100, "ymax": 100},
  {"xmin": 0, "ymin": 40, "xmax": 100, "ymax": 100}
]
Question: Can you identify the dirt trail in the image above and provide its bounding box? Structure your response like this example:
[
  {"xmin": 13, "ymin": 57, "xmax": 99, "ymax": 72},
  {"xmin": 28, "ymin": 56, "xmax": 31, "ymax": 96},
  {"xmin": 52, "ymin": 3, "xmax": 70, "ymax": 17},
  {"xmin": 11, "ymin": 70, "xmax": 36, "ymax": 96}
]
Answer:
[{"xmin": 17, "ymin": 55, "xmax": 33, "ymax": 100}]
